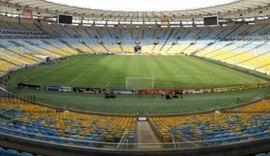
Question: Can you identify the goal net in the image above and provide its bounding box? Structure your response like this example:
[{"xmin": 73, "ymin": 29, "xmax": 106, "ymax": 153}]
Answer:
[{"xmin": 126, "ymin": 77, "xmax": 155, "ymax": 89}]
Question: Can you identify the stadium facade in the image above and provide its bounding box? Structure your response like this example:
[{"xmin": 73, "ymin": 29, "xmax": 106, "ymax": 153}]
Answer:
[{"xmin": 0, "ymin": 0, "xmax": 269, "ymax": 155}]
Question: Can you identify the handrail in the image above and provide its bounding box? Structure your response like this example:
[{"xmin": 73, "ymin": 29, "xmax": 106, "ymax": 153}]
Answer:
[{"xmin": 0, "ymin": 124, "xmax": 269, "ymax": 151}]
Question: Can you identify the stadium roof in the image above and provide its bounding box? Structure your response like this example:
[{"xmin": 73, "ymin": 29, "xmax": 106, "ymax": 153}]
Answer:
[
  {"xmin": 45, "ymin": 0, "xmax": 237, "ymax": 12},
  {"xmin": 0, "ymin": 0, "xmax": 270, "ymax": 22}
]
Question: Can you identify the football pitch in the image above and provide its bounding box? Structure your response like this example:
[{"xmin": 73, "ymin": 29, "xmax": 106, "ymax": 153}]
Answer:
[
  {"xmin": 10, "ymin": 55, "xmax": 266, "ymax": 88},
  {"xmin": 3, "ymin": 55, "xmax": 270, "ymax": 114}
]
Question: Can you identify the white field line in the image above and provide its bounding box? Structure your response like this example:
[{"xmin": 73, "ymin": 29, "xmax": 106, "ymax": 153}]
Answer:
[
  {"xmin": 152, "ymin": 75, "xmax": 194, "ymax": 77},
  {"xmin": 220, "ymin": 73, "xmax": 259, "ymax": 83},
  {"xmin": 196, "ymin": 76, "xmax": 212, "ymax": 86},
  {"xmin": 106, "ymin": 81, "xmax": 111, "ymax": 87},
  {"xmin": 68, "ymin": 73, "xmax": 84, "ymax": 85},
  {"xmin": 169, "ymin": 82, "xmax": 174, "ymax": 87},
  {"xmin": 25, "ymin": 56, "xmax": 87, "ymax": 81},
  {"xmin": 157, "ymin": 82, "xmax": 174, "ymax": 88}
]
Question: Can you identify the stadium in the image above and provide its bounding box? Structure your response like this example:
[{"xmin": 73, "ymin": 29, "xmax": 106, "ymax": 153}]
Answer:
[{"xmin": 0, "ymin": 0, "xmax": 269, "ymax": 155}]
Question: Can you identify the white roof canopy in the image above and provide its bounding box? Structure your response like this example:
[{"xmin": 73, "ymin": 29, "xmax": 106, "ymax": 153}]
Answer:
[
  {"xmin": 0, "ymin": 0, "xmax": 269, "ymax": 22},
  {"xmin": 45, "ymin": 0, "xmax": 237, "ymax": 12}
]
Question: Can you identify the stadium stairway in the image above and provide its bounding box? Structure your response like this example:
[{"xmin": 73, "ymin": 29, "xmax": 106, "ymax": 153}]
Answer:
[
  {"xmin": 59, "ymin": 40, "xmax": 81, "ymax": 54},
  {"xmin": 100, "ymin": 43, "xmax": 110, "ymax": 52},
  {"xmin": 198, "ymin": 42, "xmax": 234, "ymax": 57},
  {"xmin": 223, "ymin": 42, "xmax": 266, "ymax": 62},
  {"xmin": 42, "ymin": 40, "xmax": 75, "ymax": 56},
  {"xmin": 190, "ymin": 42, "xmax": 215, "ymax": 56},
  {"xmin": 79, "ymin": 40, "xmax": 97, "ymax": 53},
  {"xmin": 237, "ymin": 49, "xmax": 270, "ymax": 65},
  {"xmin": 136, "ymin": 121, "xmax": 161, "ymax": 149},
  {"xmin": 259, "ymin": 62, "xmax": 270, "ymax": 68},
  {"xmin": 159, "ymin": 28, "xmax": 175, "ymax": 53},
  {"xmin": 0, "ymin": 44, "xmax": 39, "ymax": 64}
]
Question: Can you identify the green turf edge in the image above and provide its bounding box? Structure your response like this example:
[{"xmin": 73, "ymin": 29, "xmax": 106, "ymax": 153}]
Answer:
[
  {"xmin": 5, "ymin": 86, "xmax": 270, "ymax": 115},
  {"xmin": 192, "ymin": 55, "xmax": 270, "ymax": 81}
]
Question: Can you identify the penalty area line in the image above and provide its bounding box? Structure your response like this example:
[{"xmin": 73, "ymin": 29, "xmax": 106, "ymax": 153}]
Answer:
[
  {"xmin": 106, "ymin": 81, "xmax": 111, "ymax": 88},
  {"xmin": 196, "ymin": 76, "xmax": 212, "ymax": 86},
  {"xmin": 68, "ymin": 73, "xmax": 84, "ymax": 85}
]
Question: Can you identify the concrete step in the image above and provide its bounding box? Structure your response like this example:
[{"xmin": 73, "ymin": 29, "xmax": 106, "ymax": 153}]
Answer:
[{"xmin": 136, "ymin": 121, "xmax": 162, "ymax": 149}]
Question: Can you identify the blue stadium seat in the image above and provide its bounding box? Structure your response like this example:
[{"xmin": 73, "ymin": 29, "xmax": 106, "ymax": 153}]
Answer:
[
  {"xmin": 21, "ymin": 152, "xmax": 33, "ymax": 156},
  {"xmin": 256, "ymin": 153, "xmax": 268, "ymax": 156}
]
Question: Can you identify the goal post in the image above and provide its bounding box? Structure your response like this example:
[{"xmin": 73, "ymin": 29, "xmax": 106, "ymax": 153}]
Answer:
[{"xmin": 126, "ymin": 77, "xmax": 155, "ymax": 89}]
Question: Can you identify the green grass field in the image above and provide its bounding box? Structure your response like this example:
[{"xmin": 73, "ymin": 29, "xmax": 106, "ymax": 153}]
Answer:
[
  {"xmin": 8, "ymin": 55, "xmax": 266, "ymax": 88},
  {"xmin": 3, "ymin": 55, "xmax": 270, "ymax": 114}
]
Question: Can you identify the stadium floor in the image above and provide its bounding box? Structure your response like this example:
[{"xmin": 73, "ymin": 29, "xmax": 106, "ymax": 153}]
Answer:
[
  {"xmin": 2, "ymin": 55, "xmax": 270, "ymax": 114},
  {"xmin": 6, "ymin": 55, "xmax": 266, "ymax": 89}
]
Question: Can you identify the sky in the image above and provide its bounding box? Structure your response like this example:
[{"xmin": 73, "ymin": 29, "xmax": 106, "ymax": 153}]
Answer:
[{"xmin": 46, "ymin": 0, "xmax": 237, "ymax": 11}]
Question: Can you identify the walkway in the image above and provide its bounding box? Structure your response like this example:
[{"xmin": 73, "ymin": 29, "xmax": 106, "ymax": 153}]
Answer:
[{"xmin": 136, "ymin": 121, "xmax": 162, "ymax": 149}]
